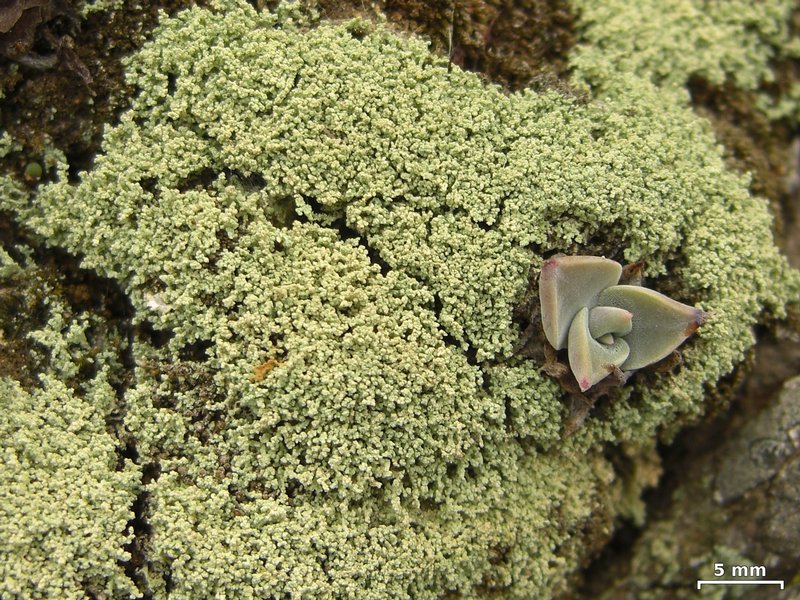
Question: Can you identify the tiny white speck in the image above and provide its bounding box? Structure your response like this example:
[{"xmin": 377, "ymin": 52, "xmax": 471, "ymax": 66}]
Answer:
[{"xmin": 145, "ymin": 293, "xmax": 173, "ymax": 314}]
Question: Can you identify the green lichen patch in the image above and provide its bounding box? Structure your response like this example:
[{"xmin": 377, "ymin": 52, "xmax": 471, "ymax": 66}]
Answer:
[
  {"xmin": 0, "ymin": 376, "xmax": 140, "ymax": 599},
  {"xmin": 139, "ymin": 448, "xmax": 613, "ymax": 598},
  {"xmin": 0, "ymin": 269, "xmax": 140, "ymax": 598},
  {"xmin": 378, "ymin": 0, "xmax": 576, "ymax": 91},
  {"xmin": 571, "ymin": 0, "xmax": 800, "ymax": 244},
  {"xmin": 0, "ymin": 236, "xmax": 141, "ymax": 597},
  {"xmin": 0, "ymin": 0, "xmax": 207, "ymax": 187},
  {"xmin": 1, "ymin": 0, "xmax": 798, "ymax": 596},
  {"xmin": 313, "ymin": 0, "xmax": 577, "ymax": 92},
  {"xmin": 0, "ymin": 210, "xmax": 135, "ymax": 393},
  {"xmin": 571, "ymin": 0, "xmax": 800, "ymax": 93},
  {"xmin": 689, "ymin": 78, "xmax": 795, "ymax": 207}
]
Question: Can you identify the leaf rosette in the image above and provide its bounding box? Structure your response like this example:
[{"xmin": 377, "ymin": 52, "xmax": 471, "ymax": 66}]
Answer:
[{"xmin": 540, "ymin": 256, "xmax": 707, "ymax": 392}]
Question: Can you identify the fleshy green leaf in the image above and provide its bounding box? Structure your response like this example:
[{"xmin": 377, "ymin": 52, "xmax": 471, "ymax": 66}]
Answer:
[
  {"xmin": 598, "ymin": 285, "xmax": 707, "ymax": 370},
  {"xmin": 540, "ymin": 256, "xmax": 622, "ymax": 350},
  {"xmin": 568, "ymin": 307, "xmax": 631, "ymax": 392},
  {"xmin": 588, "ymin": 306, "xmax": 633, "ymax": 339}
]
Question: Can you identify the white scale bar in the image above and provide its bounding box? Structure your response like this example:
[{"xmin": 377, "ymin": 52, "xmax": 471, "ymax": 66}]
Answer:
[{"xmin": 696, "ymin": 580, "xmax": 784, "ymax": 590}]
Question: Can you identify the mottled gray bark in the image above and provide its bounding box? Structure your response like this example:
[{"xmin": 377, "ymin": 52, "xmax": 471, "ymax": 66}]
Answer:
[{"xmin": 583, "ymin": 375, "xmax": 800, "ymax": 599}]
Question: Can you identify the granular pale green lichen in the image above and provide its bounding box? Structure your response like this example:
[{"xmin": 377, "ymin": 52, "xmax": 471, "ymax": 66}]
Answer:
[
  {"xmin": 571, "ymin": 0, "xmax": 800, "ymax": 92},
  {"xmin": 0, "ymin": 376, "xmax": 140, "ymax": 599},
  {"xmin": 80, "ymin": 0, "xmax": 125, "ymax": 17},
  {"xmin": 1, "ymin": 0, "xmax": 798, "ymax": 596},
  {"xmin": 0, "ymin": 251, "xmax": 139, "ymax": 598},
  {"xmin": 571, "ymin": 0, "xmax": 800, "ymax": 125}
]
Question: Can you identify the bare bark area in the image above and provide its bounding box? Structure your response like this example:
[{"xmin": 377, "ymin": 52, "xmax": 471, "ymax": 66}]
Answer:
[{"xmin": 580, "ymin": 374, "xmax": 800, "ymax": 599}]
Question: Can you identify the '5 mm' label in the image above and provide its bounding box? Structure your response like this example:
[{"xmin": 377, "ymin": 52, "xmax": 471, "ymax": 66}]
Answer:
[
  {"xmin": 714, "ymin": 563, "xmax": 766, "ymax": 578},
  {"xmin": 696, "ymin": 562, "xmax": 783, "ymax": 591}
]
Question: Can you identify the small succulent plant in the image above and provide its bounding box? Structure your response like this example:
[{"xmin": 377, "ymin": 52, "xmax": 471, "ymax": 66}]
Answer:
[{"xmin": 540, "ymin": 256, "xmax": 707, "ymax": 392}]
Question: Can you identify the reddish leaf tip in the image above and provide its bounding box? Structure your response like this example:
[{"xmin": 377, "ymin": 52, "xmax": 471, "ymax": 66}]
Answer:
[{"xmin": 685, "ymin": 309, "xmax": 708, "ymax": 336}]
